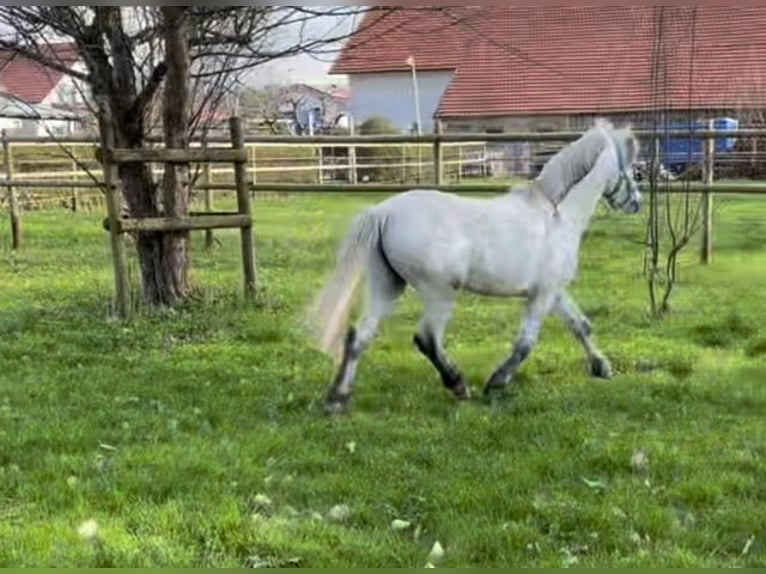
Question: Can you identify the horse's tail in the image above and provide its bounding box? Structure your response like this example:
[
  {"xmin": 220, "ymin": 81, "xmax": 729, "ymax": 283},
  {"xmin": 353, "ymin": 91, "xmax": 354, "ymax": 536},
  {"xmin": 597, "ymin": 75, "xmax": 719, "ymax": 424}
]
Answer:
[{"xmin": 306, "ymin": 208, "xmax": 382, "ymax": 362}]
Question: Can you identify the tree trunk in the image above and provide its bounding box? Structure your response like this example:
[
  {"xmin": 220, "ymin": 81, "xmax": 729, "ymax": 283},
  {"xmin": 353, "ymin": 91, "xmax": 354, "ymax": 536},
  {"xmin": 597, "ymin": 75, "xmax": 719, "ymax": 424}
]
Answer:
[
  {"xmin": 156, "ymin": 6, "xmax": 192, "ymax": 304},
  {"xmin": 114, "ymin": 119, "xmax": 174, "ymax": 306},
  {"xmin": 112, "ymin": 7, "xmax": 192, "ymax": 307},
  {"xmin": 94, "ymin": 6, "xmax": 192, "ymax": 307}
]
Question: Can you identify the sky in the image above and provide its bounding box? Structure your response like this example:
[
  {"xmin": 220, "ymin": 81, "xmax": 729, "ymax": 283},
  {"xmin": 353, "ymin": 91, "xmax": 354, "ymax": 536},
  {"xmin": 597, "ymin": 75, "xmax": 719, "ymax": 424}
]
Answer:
[
  {"xmin": 245, "ymin": 51, "xmax": 346, "ymax": 88},
  {"xmin": 0, "ymin": 7, "xmax": 356, "ymax": 90},
  {"xmin": 243, "ymin": 10, "xmax": 358, "ymax": 89}
]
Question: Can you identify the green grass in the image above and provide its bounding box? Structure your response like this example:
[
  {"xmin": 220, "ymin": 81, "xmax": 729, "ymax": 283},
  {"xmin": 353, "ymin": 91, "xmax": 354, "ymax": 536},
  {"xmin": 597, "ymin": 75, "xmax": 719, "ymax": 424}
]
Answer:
[{"xmin": 0, "ymin": 192, "xmax": 764, "ymax": 567}]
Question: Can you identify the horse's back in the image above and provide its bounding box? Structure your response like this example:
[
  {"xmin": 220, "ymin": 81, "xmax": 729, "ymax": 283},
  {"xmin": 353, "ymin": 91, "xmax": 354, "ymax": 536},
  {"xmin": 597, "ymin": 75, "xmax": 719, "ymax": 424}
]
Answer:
[
  {"xmin": 374, "ymin": 188, "xmax": 474, "ymax": 228},
  {"xmin": 369, "ymin": 188, "xmax": 562, "ymax": 297}
]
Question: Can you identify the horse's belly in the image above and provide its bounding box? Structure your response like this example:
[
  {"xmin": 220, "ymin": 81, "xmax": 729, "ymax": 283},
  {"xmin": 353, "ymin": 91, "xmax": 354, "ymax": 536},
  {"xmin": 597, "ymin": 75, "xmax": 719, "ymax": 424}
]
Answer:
[
  {"xmin": 460, "ymin": 275, "xmax": 531, "ymax": 297},
  {"xmin": 462, "ymin": 250, "xmax": 539, "ymax": 296}
]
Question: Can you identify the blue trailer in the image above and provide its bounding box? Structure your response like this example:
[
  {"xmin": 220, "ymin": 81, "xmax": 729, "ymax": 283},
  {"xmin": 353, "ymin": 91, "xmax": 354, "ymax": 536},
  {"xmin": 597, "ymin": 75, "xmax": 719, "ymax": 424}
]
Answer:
[{"xmin": 658, "ymin": 117, "xmax": 738, "ymax": 175}]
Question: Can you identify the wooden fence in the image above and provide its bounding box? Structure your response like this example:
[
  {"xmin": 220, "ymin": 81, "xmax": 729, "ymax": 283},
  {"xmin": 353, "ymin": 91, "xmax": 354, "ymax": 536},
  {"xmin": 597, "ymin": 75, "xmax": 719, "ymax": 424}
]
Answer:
[
  {"xmin": 96, "ymin": 112, "xmax": 256, "ymax": 317},
  {"xmin": 4, "ymin": 124, "xmax": 766, "ymax": 295}
]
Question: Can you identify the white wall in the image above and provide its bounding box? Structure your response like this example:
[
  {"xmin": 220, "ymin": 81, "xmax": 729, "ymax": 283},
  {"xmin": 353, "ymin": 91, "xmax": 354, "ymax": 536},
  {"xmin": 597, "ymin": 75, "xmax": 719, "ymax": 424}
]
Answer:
[
  {"xmin": 38, "ymin": 68, "xmax": 88, "ymax": 136},
  {"xmin": 0, "ymin": 117, "xmax": 22, "ymax": 133},
  {"xmin": 346, "ymin": 70, "xmax": 454, "ymax": 133}
]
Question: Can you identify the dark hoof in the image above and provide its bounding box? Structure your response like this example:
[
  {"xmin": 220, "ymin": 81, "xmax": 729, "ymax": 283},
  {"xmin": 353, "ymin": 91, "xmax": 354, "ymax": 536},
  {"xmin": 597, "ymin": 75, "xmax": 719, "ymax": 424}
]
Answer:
[
  {"xmin": 590, "ymin": 356, "xmax": 613, "ymax": 379},
  {"xmin": 483, "ymin": 365, "xmax": 511, "ymax": 395},
  {"xmin": 324, "ymin": 390, "xmax": 351, "ymax": 415},
  {"xmin": 482, "ymin": 384, "xmax": 510, "ymax": 404},
  {"xmin": 451, "ymin": 379, "xmax": 472, "ymax": 400},
  {"xmin": 483, "ymin": 378, "xmax": 507, "ymax": 398}
]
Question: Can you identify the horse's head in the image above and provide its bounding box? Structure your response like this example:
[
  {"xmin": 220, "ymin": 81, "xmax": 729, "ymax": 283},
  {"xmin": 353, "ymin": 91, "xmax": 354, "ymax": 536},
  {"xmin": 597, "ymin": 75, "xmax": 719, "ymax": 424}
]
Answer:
[{"xmin": 602, "ymin": 127, "xmax": 641, "ymax": 214}]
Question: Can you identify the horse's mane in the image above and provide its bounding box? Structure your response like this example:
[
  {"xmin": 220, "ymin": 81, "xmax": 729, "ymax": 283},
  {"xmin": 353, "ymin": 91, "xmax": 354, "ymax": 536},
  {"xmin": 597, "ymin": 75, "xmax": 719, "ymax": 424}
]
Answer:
[{"xmin": 512, "ymin": 118, "xmax": 621, "ymax": 205}]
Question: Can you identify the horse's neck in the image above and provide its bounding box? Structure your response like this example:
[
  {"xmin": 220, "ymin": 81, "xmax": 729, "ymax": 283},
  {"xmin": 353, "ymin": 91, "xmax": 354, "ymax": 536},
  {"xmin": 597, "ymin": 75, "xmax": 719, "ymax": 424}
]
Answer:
[
  {"xmin": 535, "ymin": 127, "xmax": 609, "ymax": 205},
  {"xmin": 557, "ymin": 153, "xmax": 610, "ymax": 229}
]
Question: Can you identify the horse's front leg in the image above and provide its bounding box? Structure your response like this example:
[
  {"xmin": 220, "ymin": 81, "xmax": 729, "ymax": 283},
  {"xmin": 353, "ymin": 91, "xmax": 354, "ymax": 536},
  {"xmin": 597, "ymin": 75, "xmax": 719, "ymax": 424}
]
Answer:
[
  {"xmin": 483, "ymin": 289, "xmax": 557, "ymax": 396},
  {"xmin": 553, "ymin": 289, "xmax": 612, "ymax": 379}
]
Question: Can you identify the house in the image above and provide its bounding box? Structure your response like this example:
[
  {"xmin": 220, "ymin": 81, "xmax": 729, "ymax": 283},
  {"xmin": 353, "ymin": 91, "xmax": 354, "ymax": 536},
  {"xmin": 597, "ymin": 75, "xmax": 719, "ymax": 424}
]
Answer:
[
  {"xmin": 242, "ymin": 83, "xmax": 350, "ymax": 135},
  {"xmin": 331, "ymin": 7, "xmax": 766, "ymax": 135},
  {"xmin": 0, "ymin": 43, "xmax": 87, "ymax": 136},
  {"xmin": 276, "ymin": 83, "xmax": 350, "ymax": 135}
]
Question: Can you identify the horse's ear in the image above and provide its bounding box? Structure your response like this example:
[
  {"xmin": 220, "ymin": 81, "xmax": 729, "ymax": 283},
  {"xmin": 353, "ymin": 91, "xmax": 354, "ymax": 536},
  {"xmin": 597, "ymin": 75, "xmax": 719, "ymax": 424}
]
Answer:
[
  {"xmin": 623, "ymin": 133, "xmax": 640, "ymax": 165},
  {"xmin": 594, "ymin": 117, "xmax": 613, "ymax": 131}
]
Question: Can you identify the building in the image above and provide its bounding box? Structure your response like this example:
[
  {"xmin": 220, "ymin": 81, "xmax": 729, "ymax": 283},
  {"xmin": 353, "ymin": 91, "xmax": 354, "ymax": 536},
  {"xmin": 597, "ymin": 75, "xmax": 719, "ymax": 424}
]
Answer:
[
  {"xmin": 331, "ymin": 7, "xmax": 766, "ymax": 134},
  {"xmin": 242, "ymin": 83, "xmax": 350, "ymax": 135},
  {"xmin": 0, "ymin": 43, "xmax": 87, "ymax": 136}
]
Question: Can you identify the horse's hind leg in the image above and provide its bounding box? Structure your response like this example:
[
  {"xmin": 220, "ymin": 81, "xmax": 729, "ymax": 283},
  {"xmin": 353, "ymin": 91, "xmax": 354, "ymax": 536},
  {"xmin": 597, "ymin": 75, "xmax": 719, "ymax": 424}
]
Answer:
[
  {"xmin": 553, "ymin": 290, "xmax": 613, "ymax": 379},
  {"xmin": 324, "ymin": 256, "xmax": 405, "ymax": 414},
  {"xmin": 413, "ymin": 287, "xmax": 470, "ymax": 400}
]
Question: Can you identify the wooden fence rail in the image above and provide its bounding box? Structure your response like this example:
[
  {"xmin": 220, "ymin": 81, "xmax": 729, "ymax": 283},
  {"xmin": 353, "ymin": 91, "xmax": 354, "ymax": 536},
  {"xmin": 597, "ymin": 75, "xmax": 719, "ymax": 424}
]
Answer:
[
  {"xmin": 95, "ymin": 112, "xmax": 256, "ymax": 317},
  {"xmin": 4, "ymin": 126, "xmax": 766, "ymax": 274},
  {"xmin": 7, "ymin": 127, "xmax": 762, "ymax": 144}
]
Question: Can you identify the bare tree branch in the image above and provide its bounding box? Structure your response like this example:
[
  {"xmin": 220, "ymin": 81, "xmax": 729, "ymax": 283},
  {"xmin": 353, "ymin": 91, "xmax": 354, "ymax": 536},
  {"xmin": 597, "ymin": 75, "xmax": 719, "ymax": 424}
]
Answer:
[{"xmin": 0, "ymin": 4, "xmax": 436, "ymax": 306}]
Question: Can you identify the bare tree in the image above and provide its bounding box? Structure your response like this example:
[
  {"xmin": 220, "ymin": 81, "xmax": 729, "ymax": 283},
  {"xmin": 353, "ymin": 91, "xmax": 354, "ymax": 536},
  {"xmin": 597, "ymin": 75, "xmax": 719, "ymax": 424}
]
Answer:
[
  {"xmin": 0, "ymin": 6, "xmax": 395, "ymax": 307},
  {"xmin": 643, "ymin": 6, "xmax": 706, "ymax": 317},
  {"xmin": 243, "ymin": 85, "xmax": 291, "ymax": 135}
]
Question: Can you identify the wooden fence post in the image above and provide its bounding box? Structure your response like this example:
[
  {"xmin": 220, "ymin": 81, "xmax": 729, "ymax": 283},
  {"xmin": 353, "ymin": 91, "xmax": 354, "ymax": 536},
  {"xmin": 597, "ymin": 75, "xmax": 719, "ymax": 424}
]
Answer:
[
  {"xmin": 433, "ymin": 120, "xmax": 443, "ymax": 185},
  {"xmin": 250, "ymin": 143, "xmax": 258, "ymax": 187},
  {"xmin": 348, "ymin": 116, "xmax": 357, "ymax": 184},
  {"xmin": 317, "ymin": 144, "xmax": 324, "ymax": 184},
  {"xmin": 701, "ymin": 119, "xmax": 714, "ymax": 264},
  {"xmin": 230, "ymin": 116, "xmax": 257, "ymax": 298},
  {"xmin": 98, "ymin": 105, "xmax": 130, "ymax": 318},
  {"xmin": 201, "ymin": 131, "xmax": 214, "ymax": 249},
  {"xmin": 70, "ymin": 156, "xmax": 78, "ymax": 212},
  {"xmin": 2, "ymin": 129, "xmax": 21, "ymax": 249}
]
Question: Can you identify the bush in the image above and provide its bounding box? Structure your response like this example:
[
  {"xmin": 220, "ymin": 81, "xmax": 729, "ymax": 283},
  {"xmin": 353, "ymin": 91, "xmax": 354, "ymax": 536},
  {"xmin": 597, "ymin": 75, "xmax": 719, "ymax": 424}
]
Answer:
[{"xmin": 356, "ymin": 116, "xmax": 406, "ymax": 183}]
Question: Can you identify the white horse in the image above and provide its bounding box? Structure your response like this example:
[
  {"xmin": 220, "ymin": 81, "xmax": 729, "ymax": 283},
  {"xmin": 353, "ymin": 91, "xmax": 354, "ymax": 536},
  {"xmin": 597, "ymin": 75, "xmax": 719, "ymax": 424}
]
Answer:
[{"xmin": 307, "ymin": 119, "xmax": 642, "ymax": 413}]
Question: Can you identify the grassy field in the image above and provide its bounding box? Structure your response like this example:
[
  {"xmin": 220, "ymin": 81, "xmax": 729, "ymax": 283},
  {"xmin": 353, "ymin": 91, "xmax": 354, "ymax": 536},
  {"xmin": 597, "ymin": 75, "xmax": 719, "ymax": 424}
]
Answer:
[{"xmin": 0, "ymin": 191, "xmax": 764, "ymax": 567}]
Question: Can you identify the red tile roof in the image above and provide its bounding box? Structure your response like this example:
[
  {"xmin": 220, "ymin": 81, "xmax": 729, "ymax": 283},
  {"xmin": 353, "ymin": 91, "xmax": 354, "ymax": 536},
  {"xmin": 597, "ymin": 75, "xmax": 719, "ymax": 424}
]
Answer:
[
  {"xmin": 0, "ymin": 43, "xmax": 79, "ymax": 104},
  {"xmin": 331, "ymin": 7, "xmax": 766, "ymax": 118}
]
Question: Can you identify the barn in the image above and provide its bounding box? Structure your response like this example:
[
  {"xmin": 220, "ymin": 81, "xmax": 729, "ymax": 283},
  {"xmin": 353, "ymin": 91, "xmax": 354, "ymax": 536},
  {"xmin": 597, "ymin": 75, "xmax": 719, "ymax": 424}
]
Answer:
[{"xmin": 331, "ymin": 7, "xmax": 766, "ymax": 136}]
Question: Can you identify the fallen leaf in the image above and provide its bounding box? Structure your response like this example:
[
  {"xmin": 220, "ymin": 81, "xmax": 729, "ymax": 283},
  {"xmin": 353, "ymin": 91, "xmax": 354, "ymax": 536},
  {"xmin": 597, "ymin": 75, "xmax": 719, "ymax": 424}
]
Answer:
[
  {"xmin": 77, "ymin": 518, "xmax": 100, "ymax": 541},
  {"xmin": 327, "ymin": 503, "xmax": 351, "ymax": 522},
  {"xmin": 741, "ymin": 534, "xmax": 756, "ymax": 556},
  {"xmin": 390, "ymin": 518, "xmax": 411, "ymax": 531},
  {"xmin": 630, "ymin": 450, "xmax": 649, "ymax": 473},
  {"xmin": 252, "ymin": 493, "xmax": 272, "ymax": 513},
  {"xmin": 345, "ymin": 441, "xmax": 356, "ymax": 454},
  {"xmin": 428, "ymin": 540, "xmax": 445, "ymax": 562},
  {"xmin": 581, "ymin": 476, "xmax": 607, "ymax": 491}
]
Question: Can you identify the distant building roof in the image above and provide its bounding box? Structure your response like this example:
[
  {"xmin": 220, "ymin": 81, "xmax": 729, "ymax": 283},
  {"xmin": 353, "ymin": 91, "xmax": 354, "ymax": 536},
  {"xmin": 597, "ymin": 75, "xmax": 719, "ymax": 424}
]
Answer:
[
  {"xmin": 332, "ymin": 7, "xmax": 766, "ymax": 118},
  {"xmin": 0, "ymin": 43, "xmax": 79, "ymax": 105},
  {"xmin": 0, "ymin": 92, "xmax": 82, "ymax": 121}
]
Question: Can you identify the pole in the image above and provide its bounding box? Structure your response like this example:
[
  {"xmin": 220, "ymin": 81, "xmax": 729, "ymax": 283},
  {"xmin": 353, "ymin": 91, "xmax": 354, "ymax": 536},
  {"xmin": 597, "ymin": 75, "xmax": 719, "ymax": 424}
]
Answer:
[
  {"xmin": 701, "ymin": 118, "xmax": 714, "ymax": 264},
  {"xmin": 2, "ymin": 129, "xmax": 21, "ymax": 249},
  {"xmin": 433, "ymin": 120, "xmax": 443, "ymax": 185},
  {"xmin": 97, "ymin": 102, "xmax": 130, "ymax": 318},
  {"xmin": 348, "ymin": 114, "xmax": 357, "ymax": 184},
  {"xmin": 408, "ymin": 59, "xmax": 422, "ymax": 135},
  {"xmin": 229, "ymin": 116, "xmax": 257, "ymax": 298},
  {"xmin": 202, "ymin": 130, "xmax": 214, "ymax": 249}
]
